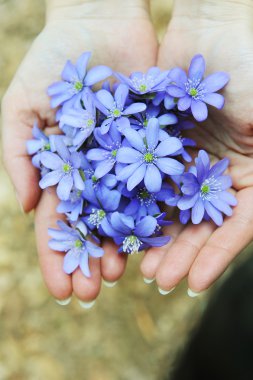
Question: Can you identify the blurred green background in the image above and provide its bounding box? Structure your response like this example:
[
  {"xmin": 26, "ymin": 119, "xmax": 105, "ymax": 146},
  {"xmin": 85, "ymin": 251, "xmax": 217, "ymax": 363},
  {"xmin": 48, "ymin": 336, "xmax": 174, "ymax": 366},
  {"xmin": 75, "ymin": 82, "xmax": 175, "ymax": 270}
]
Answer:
[{"xmin": 0, "ymin": 1, "xmax": 250, "ymax": 379}]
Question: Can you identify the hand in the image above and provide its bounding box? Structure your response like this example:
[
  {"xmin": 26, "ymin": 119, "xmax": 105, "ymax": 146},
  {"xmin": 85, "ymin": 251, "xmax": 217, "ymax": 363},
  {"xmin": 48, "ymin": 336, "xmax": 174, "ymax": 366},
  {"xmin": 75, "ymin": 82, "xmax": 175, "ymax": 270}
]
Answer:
[
  {"xmin": 140, "ymin": 0, "xmax": 253, "ymax": 295},
  {"xmin": 1, "ymin": 0, "xmax": 158, "ymax": 305}
]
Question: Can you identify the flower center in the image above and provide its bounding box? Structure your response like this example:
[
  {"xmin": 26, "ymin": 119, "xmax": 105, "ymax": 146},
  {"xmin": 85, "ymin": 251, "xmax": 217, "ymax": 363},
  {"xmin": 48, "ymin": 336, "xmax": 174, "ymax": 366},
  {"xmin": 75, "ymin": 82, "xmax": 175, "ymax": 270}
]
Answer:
[
  {"xmin": 137, "ymin": 187, "xmax": 155, "ymax": 207},
  {"xmin": 87, "ymin": 119, "xmax": 94, "ymax": 127},
  {"xmin": 43, "ymin": 143, "xmax": 51, "ymax": 151},
  {"xmin": 112, "ymin": 108, "xmax": 121, "ymax": 118},
  {"xmin": 92, "ymin": 175, "xmax": 98, "ymax": 183},
  {"xmin": 111, "ymin": 149, "xmax": 117, "ymax": 158},
  {"xmin": 88, "ymin": 209, "xmax": 106, "ymax": 228},
  {"xmin": 74, "ymin": 239, "xmax": 83, "ymax": 248},
  {"xmin": 189, "ymin": 88, "xmax": 198, "ymax": 97},
  {"xmin": 143, "ymin": 119, "xmax": 148, "ymax": 127},
  {"xmin": 139, "ymin": 84, "xmax": 148, "ymax": 93},
  {"xmin": 74, "ymin": 81, "xmax": 83, "ymax": 92},
  {"xmin": 122, "ymin": 235, "xmax": 142, "ymax": 254},
  {"xmin": 144, "ymin": 152, "xmax": 154, "ymax": 163},
  {"xmin": 201, "ymin": 184, "xmax": 210, "ymax": 195},
  {"xmin": 63, "ymin": 163, "xmax": 72, "ymax": 173}
]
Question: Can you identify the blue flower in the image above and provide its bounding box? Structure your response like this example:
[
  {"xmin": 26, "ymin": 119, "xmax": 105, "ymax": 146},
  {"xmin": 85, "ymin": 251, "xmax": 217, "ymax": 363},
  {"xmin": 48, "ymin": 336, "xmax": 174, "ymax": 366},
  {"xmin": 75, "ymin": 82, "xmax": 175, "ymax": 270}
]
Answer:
[
  {"xmin": 115, "ymin": 67, "xmax": 169, "ymax": 95},
  {"xmin": 116, "ymin": 118, "xmax": 184, "ymax": 192},
  {"xmin": 39, "ymin": 137, "xmax": 85, "ymax": 200},
  {"xmin": 174, "ymin": 150, "xmax": 237, "ymax": 226},
  {"xmin": 48, "ymin": 221, "xmax": 104, "ymax": 277},
  {"xmin": 86, "ymin": 123, "xmax": 123, "ymax": 179},
  {"xmin": 48, "ymin": 52, "xmax": 112, "ymax": 108},
  {"xmin": 95, "ymin": 84, "xmax": 146, "ymax": 134},
  {"xmin": 57, "ymin": 189, "xmax": 84, "ymax": 222},
  {"xmin": 101, "ymin": 212, "xmax": 171, "ymax": 254},
  {"xmin": 59, "ymin": 89, "xmax": 96, "ymax": 147},
  {"xmin": 167, "ymin": 54, "xmax": 229, "ymax": 121}
]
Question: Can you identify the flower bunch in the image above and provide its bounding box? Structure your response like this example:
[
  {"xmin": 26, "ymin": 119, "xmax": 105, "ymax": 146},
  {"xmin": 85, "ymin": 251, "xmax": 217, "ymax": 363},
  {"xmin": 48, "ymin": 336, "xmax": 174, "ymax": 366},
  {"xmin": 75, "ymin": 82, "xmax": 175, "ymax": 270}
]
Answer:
[{"xmin": 27, "ymin": 52, "xmax": 237, "ymax": 277}]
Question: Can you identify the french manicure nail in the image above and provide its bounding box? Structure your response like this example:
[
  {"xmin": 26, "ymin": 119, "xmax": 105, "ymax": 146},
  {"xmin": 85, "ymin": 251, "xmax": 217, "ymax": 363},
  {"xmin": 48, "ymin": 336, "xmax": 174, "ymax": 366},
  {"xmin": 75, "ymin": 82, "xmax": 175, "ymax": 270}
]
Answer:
[
  {"xmin": 187, "ymin": 288, "xmax": 201, "ymax": 298},
  {"xmin": 78, "ymin": 299, "xmax": 96, "ymax": 309},
  {"xmin": 55, "ymin": 296, "xmax": 72, "ymax": 306},
  {"xmin": 103, "ymin": 280, "xmax": 117, "ymax": 288},
  {"xmin": 143, "ymin": 277, "xmax": 155, "ymax": 284},
  {"xmin": 158, "ymin": 287, "xmax": 175, "ymax": 295}
]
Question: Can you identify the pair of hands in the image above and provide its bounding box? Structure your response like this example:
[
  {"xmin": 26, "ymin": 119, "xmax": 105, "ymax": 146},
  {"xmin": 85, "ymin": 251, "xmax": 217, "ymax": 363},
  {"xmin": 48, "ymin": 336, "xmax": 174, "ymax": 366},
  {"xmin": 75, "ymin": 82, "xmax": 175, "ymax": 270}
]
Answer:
[{"xmin": 2, "ymin": 0, "xmax": 253, "ymax": 305}]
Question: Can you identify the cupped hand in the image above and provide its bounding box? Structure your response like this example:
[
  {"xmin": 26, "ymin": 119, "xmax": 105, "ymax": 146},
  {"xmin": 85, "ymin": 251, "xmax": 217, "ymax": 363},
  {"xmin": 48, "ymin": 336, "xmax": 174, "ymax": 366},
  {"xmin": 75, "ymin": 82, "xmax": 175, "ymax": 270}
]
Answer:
[
  {"xmin": 1, "ymin": 0, "xmax": 158, "ymax": 304},
  {"xmin": 141, "ymin": 1, "xmax": 253, "ymax": 295}
]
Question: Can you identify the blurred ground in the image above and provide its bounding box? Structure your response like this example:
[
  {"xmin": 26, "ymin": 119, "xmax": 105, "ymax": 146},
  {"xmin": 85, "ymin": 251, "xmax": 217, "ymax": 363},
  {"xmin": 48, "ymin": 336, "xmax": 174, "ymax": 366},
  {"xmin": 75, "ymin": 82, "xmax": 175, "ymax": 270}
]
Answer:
[{"xmin": 0, "ymin": 1, "xmax": 251, "ymax": 380}]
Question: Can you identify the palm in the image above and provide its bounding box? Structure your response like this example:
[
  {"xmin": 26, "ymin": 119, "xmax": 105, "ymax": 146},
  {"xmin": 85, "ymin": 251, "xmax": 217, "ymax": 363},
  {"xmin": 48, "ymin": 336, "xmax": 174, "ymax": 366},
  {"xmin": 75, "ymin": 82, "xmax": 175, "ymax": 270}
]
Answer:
[
  {"xmin": 2, "ymin": 2, "xmax": 158, "ymax": 303},
  {"xmin": 141, "ymin": 17, "xmax": 253, "ymax": 293}
]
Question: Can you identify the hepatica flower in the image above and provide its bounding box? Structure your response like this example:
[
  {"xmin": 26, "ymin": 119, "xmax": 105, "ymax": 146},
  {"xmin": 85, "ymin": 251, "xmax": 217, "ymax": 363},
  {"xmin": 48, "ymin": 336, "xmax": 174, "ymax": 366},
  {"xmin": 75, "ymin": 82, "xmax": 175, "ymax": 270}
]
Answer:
[
  {"xmin": 102, "ymin": 212, "xmax": 170, "ymax": 254},
  {"xmin": 48, "ymin": 221, "xmax": 104, "ymax": 277},
  {"xmin": 167, "ymin": 54, "xmax": 229, "ymax": 121},
  {"xmin": 95, "ymin": 83, "xmax": 146, "ymax": 134},
  {"xmin": 39, "ymin": 137, "xmax": 85, "ymax": 200},
  {"xmin": 116, "ymin": 118, "xmax": 184, "ymax": 192},
  {"xmin": 115, "ymin": 67, "xmax": 169, "ymax": 95},
  {"xmin": 27, "ymin": 51, "xmax": 236, "ymax": 279},
  {"xmin": 174, "ymin": 150, "xmax": 237, "ymax": 226},
  {"xmin": 48, "ymin": 52, "xmax": 112, "ymax": 108}
]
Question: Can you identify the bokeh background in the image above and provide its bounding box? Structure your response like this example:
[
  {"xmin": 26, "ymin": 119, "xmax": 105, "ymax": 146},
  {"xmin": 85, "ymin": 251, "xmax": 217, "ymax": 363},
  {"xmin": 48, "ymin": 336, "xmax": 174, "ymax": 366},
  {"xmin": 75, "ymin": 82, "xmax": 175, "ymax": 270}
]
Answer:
[{"xmin": 0, "ymin": 1, "xmax": 252, "ymax": 379}]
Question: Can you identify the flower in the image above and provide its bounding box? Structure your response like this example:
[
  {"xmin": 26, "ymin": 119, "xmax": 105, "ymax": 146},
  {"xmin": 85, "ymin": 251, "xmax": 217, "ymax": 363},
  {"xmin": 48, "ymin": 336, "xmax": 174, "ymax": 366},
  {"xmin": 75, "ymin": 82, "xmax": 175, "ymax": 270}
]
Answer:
[
  {"xmin": 95, "ymin": 83, "xmax": 146, "ymax": 134},
  {"xmin": 101, "ymin": 212, "xmax": 171, "ymax": 254},
  {"xmin": 167, "ymin": 54, "xmax": 229, "ymax": 121},
  {"xmin": 48, "ymin": 220, "xmax": 104, "ymax": 277},
  {"xmin": 173, "ymin": 150, "xmax": 237, "ymax": 226},
  {"xmin": 48, "ymin": 52, "xmax": 112, "ymax": 108},
  {"xmin": 115, "ymin": 67, "xmax": 169, "ymax": 95},
  {"xmin": 116, "ymin": 118, "xmax": 184, "ymax": 192},
  {"xmin": 57, "ymin": 189, "xmax": 84, "ymax": 222},
  {"xmin": 39, "ymin": 137, "xmax": 85, "ymax": 200},
  {"xmin": 86, "ymin": 123, "xmax": 122, "ymax": 178},
  {"xmin": 59, "ymin": 89, "xmax": 96, "ymax": 147}
]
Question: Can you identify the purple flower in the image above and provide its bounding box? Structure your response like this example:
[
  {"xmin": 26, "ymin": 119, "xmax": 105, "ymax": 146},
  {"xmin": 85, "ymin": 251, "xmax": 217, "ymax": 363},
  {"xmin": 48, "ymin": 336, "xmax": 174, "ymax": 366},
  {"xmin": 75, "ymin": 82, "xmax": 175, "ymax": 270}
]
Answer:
[
  {"xmin": 86, "ymin": 124, "xmax": 122, "ymax": 179},
  {"xmin": 167, "ymin": 54, "xmax": 229, "ymax": 121},
  {"xmin": 130, "ymin": 104, "xmax": 178, "ymax": 131},
  {"xmin": 39, "ymin": 137, "xmax": 85, "ymax": 200},
  {"xmin": 48, "ymin": 52, "xmax": 112, "ymax": 108},
  {"xmin": 48, "ymin": 220, "xmax": 104, "ymax": 277},
  {"xmin": 115, "ymin": 67, "xmax": 169, "ymax": 95},
  {"xmin": 57, "ymin": 189, "xmax": 84, "ymax": 222},
  {"xmin": 102, "ymin": 212, "xmax": 171, "ymax": 254},
  {"xmin": 174, "ymin": 150, "xmax": 237, "ymax": 226},
  {"xmin": 116, "ymin": 118, "xmax": 184, "ymax": 192},
  {"xmin": 95, "ymin": 84, "xmax": 146, "ymax": 134},
  {"xmin": 122, "ymin": 183, "xmax": 174, "ymax": 221},
  {"xmin": 59, "ymin": 89, "xmax": 96, "ymax": 147}
]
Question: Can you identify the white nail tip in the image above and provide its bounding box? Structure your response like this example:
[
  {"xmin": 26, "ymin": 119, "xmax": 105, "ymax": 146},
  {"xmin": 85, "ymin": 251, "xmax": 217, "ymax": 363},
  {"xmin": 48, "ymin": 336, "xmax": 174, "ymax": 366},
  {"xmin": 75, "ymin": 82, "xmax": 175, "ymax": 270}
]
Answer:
[
  {"xmin": 143, "ymin": 277, "xmax": 155, "ymax": 284},
  {"xmin": 55, "ymin": 297, "xmax": 72, "ymax": 306},
  {"xmin": 103, "ymin": 280, "xmax": 117, "ymax": 288},
  {"xmin": 187, "ymin": 288, "xmax": 200, "ymax": 298},
  {"xmin": 78, "ymin": 300, "xmax": 96, "ymax": 309},
  {"xmin": 158, "ymin": 287, "xmax": 175, "ymax": 295}
]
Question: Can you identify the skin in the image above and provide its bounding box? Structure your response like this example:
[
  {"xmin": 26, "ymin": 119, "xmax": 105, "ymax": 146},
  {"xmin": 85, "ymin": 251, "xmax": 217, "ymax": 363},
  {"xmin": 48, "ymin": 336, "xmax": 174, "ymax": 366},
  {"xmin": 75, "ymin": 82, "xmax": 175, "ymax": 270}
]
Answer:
[
  {"xmin": 2, "ymin": 0, "xmax": 253, "ymax": 302},
  {"xmin": 141, "ymin": 0, "xmax": 253, "ymax": 293},
  {"xmin": 1, "ymin": 0, "xmax": 158, "ymax": 302}
]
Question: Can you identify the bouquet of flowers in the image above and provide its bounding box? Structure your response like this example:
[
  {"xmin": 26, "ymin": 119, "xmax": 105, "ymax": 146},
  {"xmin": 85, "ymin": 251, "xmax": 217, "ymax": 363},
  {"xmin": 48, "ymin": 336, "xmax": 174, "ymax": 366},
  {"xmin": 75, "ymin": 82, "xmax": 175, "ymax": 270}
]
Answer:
[{"xmin": 27, "ymin": 52, "xmax": 237, "ymax": 278}]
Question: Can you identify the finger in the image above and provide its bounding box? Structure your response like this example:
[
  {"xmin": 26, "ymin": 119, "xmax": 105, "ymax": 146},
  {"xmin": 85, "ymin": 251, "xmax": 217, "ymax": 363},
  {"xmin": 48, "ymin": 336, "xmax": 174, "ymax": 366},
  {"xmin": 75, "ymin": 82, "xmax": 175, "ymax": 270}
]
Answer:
[
  {"xmin": 72, "ymin": 258, "xmax": 101, "ymax": 303},
  {"xmin": 34, "ymin": 188, "xmax": 73, "ymax": 300},
  {"xmin": 140, "ymin": 222, "xmax": 184, "ymax": 280},
  {"xmin": 101, "ymin": 239, "xmax": 128, "ymax": 284},
  {"xmin": 188, "ymin": 188, "xmax": 253, "ymax": 292},
  {"xmin": 156, "ymin": 222, "xmax": 215, "ymax": 291},
  {"xmin": 1, "ymin": 85, "xmax": 55, "ymax": 212}
]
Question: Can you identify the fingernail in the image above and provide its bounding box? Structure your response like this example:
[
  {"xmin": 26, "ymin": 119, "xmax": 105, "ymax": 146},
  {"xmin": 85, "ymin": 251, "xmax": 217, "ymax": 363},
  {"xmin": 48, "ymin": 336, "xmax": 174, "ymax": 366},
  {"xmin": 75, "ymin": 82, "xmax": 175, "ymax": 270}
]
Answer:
[
  {"xmin": 158, "ymin": 287, "xmax": 175, "ymax": 295},
  {"xmin": 78, "ymin": 299, "xmax": 96, "ymax": 309},
  {"xmin": 143, "ymin": 277, "xmax": 155, "ymax": 284},
  {"xmin": 15, "ymin": 191, "xmax": 24, "ymax": 213},
  {"xmin": 103, "ymin": 280, "xmax": 117, "ymax": 288},
  {"xmin": 187, "ymin": 288, "xmax": 201, "ymax": 298},
  {"xmin": 55, "ymin": 296, "xmax": 72, "ymax": 306}
]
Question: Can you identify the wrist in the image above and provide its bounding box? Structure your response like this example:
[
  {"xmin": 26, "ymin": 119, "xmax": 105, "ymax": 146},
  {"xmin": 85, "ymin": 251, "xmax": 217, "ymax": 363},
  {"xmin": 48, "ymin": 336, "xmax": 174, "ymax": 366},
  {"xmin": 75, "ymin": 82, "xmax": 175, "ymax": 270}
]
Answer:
[{"xmin": 172, "ymin": 0, "xmax": 253, "ymax": 20}]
